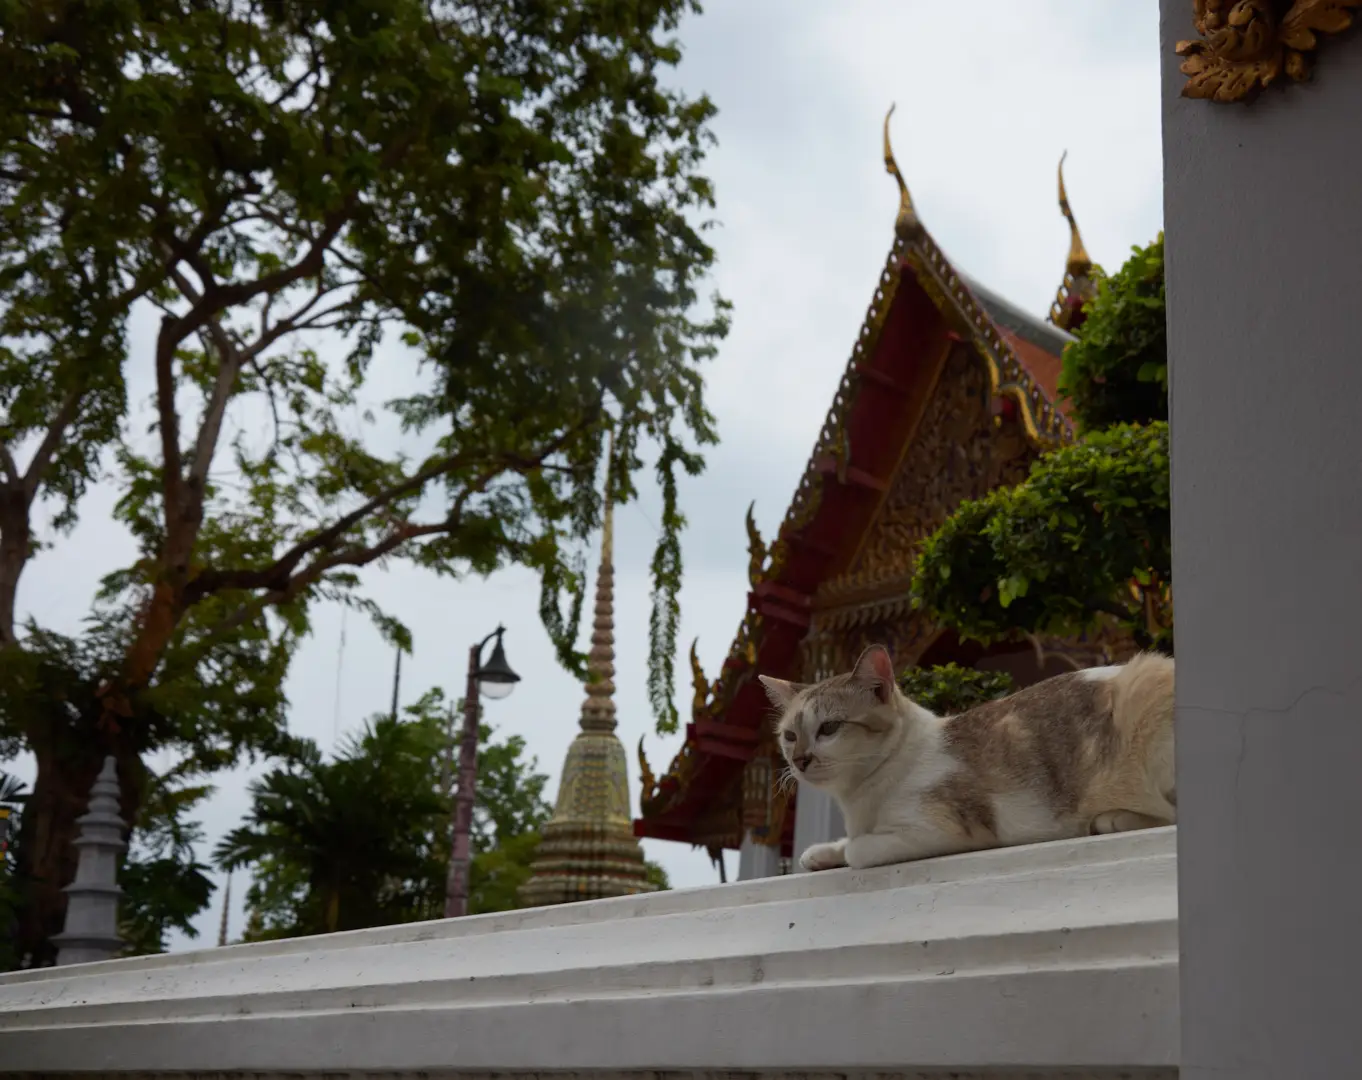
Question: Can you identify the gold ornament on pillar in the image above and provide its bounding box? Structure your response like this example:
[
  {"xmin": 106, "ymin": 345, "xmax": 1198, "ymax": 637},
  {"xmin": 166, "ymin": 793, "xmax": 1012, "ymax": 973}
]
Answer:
[{"xmin": 1176, "ymin": 0, "xmax": 1362, "ymax": 103}]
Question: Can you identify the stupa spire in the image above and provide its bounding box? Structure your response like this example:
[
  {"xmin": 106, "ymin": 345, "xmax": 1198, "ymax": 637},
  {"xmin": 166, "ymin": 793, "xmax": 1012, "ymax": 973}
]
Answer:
[
  {"xmin": 579, "ymin": 490, "xmax": 617, "ymax": 734},
  {"xmin": 517, "ymin": 437, "xmax": 656, "ymax": 908}
]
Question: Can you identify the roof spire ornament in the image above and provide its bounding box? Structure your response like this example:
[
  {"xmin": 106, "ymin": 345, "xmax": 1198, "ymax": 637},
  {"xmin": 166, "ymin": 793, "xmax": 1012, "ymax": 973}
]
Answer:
[
  {"xmin": 1048, "ymin": 151, "xmax": 1100, "ymax": 333},
  {"xmin": 578, "ymin": 477, "xmax": 618, "ymax": 734},
  {"xmin": 518, "ymin": 434, "xmax": 656, "ymax": 908},
  {"xmin": 1057, "ymin": 151, "xmax": 1093, "ymax": 278},
  {"xmin": 883, "ymin": 105, "xmax": 924, "ymax": 242}
]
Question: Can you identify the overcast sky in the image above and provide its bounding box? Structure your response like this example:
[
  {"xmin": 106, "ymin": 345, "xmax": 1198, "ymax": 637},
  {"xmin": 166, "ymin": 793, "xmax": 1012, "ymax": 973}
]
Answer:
[{"xmin": 7, "ymin": 1, "xmax": 1164, "ymax": 949}]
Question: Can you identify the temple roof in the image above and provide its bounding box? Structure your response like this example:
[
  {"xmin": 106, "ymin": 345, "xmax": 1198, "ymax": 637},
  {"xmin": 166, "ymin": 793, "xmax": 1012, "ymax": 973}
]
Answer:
[
  {"xmin": 633, "ymin": 109, "xmax": 1082, "ymax": 852},
  {"xmin": 962, "ymin": 273, "xmax": 1075, "ymax": 406}
]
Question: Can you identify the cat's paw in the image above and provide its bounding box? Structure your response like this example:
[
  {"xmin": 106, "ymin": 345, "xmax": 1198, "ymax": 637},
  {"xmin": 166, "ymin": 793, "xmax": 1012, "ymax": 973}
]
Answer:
[
  {"xmin": 799, "ymin": 839, "xmax": 848, "ymax": 872},
  {"xmin": 1091, "ymin": 809, "xmax": 1167, "ymax": 834}
]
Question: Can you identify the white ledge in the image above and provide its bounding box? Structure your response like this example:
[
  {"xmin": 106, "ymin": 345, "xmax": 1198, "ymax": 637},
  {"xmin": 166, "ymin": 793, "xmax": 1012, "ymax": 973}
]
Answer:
[{"xmin": 0, "ymin": 827, "xmax": 1178, "ymax": 1075}]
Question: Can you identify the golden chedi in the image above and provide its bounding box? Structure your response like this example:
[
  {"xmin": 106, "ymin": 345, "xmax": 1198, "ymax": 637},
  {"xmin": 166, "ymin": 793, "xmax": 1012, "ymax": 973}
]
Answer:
[{"xmin": 518, "ymin": 492, "xmax": 656, "ymax": 906}]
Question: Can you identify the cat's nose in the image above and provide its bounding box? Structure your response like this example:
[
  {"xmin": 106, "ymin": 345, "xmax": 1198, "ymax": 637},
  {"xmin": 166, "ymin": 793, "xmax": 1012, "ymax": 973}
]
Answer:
[{"xmin": 793, "ymin": 753, "xmax": 812, "ymax": 772}]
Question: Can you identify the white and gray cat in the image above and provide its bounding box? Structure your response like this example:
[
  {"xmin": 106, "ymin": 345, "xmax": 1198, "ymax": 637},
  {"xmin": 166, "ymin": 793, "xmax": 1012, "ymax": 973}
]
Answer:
[{"xmin": 760, "ymin": 644, "xmax": 1176, "ymax": 872}]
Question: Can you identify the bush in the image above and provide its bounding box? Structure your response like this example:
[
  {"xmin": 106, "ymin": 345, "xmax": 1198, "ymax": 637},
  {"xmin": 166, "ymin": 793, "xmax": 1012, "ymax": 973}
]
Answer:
[
  {"xmin": 1057, "ymin": 235, "xmax": 1167, "ymax": 432},
  {"xmin": 912, "ymin": 423, "xmax": 1171, "ymax": 651},
  {"xmin": 897, "ymin": 664, "xmax": 1014, "ymax": 715}
]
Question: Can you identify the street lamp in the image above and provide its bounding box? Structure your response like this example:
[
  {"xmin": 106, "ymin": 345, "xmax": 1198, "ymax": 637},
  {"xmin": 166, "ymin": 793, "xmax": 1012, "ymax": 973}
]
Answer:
[
  {"xmin": 472, "ymin": 626, "xmax": 520, "ymax": 700},
  {"xmin": 444, "ymin": 624, "xmax": 520, "ymax": 917}
]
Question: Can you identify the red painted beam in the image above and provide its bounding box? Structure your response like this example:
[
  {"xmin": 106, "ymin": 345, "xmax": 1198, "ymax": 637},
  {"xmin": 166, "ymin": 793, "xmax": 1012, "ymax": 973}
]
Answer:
[
  {"xmin": 813, "ymin": 455, "xmax": 888, "ymax": 492},
  {"xmin": 753, "ymin": 580, "xmax": 812, "ymax": 609},
  {"xmin": 748, "ymin": 592, "xmax": 811, "ymax": 630},
  {"xmin": 855, "ymin": 363, "xmax": 913, "ymax": 395},
  {"xmin": 691, "ymin": 719, "xmax": 759, "ymax": 743},
  {"xmin": 785, "ymin": 532, "xmax": 838, "ymax": 560},
  {"xmin": 634, "ymin": 818, "xmax": 694, "ymax": 842},
  {"xmin": 694, "ymin": 738, "xmax": 754, "ymax": 761}
]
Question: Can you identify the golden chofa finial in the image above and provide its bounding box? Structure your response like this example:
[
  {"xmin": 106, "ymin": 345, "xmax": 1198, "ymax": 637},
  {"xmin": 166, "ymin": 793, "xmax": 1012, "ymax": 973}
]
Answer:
[
  {"xmin": 1057, "ymin": 151, "xmax": 1093, "ymax": 277},
  {"xmin": 883, "ymin": 104, "xmax": 923, "ymax": 242}
]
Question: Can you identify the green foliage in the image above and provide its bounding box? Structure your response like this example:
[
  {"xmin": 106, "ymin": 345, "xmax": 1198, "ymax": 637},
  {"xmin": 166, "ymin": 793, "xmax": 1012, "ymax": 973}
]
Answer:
[
  {"xmin": 222, "ymin": 687, "xmax": 553, "ymax": 936},
  {"xmin": 896, "ymin": 664, "xmax": 1014, "ymax": 715},
  {"xmin": 469, "ymin": 831, "xmax": 543, "ymax": 916},
  {"xmin": 912, "ymin": 423, "xmax": 1171, "ymax": 651},
  {"xmin": 219, "ymin": 713, "xmax": 449, "ymax": 936},
  {"xmin": 0, "ymin": 772, "xmax": 24, "ymax": 970},
  {"xmin": 644, "ymin": 859, "xmax": 671, "ymax": 892},
  {"xmin": 1, "ymin": 0, "xmax": 727, "ymax": 960},
  {"xmin": 0, "ymin": 0, "xmax": 728, "ymax": 742},
  {"xmin": 118, "ymin": 764, "xmax": 217, "ymax": 956},
  {"xmin": 1058, "ymin": 236, "xmax": 1167, "ymax": 432}
]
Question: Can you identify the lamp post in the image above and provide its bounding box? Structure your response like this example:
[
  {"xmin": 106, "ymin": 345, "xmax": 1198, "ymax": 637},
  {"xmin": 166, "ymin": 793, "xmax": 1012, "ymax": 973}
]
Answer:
[{"xmin": 444, "ymin": 624, "xmax": 520, "ymax": 917}]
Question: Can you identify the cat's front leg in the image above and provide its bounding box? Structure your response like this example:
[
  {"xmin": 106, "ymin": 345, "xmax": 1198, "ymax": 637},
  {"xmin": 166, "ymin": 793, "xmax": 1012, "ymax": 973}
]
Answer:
[
  {"xmin": 1090, "ymin": 809, "xmax": 1170, "ymax": 834},
  {"xmin": 798, "ymin": 837, "xmax": 848, "ymax": 871},
  {"xmin": 845, "ymin": 830, "xmax": 957, "ymax": 869}
]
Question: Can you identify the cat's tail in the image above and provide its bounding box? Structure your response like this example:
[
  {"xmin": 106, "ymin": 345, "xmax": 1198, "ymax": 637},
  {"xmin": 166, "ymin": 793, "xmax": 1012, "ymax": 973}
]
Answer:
[{"xmin": 1110, "ymin": 651, "xmax": 1177, "ymax": 814}]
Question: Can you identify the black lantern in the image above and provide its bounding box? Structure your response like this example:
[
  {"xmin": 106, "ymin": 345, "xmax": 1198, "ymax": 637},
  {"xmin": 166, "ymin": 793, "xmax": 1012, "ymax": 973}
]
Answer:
[{"xmin": 474, "ymin": 625, "xmax": 520, "ymax": 700}]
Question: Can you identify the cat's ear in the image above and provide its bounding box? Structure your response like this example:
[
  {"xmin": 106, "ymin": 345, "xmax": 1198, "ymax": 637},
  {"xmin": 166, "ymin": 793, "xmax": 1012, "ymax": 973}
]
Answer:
[
  {"xmin": 758, "ymin": 675, "xmax": 803, "ymax": 710},
  {"xmin": 852, "ymin": 644, "xmax": 896, "ymax": 705}
]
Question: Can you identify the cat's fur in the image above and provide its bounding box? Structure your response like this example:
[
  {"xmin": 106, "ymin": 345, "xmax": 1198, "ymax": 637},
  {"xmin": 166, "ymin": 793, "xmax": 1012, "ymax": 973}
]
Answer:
[{"xmin": 760, "ymin": 645, "xmax": 1176, "ymax": 872}]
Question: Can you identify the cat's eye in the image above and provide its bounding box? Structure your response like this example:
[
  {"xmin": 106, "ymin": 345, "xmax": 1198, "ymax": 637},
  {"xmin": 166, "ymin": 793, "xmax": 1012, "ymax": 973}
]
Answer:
[
  {"xmin": 782, "ymin": 730, "xmax": 796, "ymax": 742},
  {"xmin": 816, "ymin": 720, "xmax": 843, "ymax": 738}
]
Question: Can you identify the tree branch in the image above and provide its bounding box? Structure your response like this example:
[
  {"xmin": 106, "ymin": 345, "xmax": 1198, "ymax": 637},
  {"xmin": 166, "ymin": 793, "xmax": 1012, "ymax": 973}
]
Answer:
[
  {"xmin": 203, "ymin": 519, "xmax": 457, "ymax": 641},
  {"xmin": 188, "ymin": 411, "xmax": 600, "ymax": 606},
  {"xmin": 154, "ymin": 316, "xmax": 187, "ymax": 548},
  {"xmin": 21, "ymin": 383, "xmax": 83, "ymax": 504},
  {"xmin": 167, "ymin": 264, "xmax": 243, "ymax": 496},
  {"xmin": 0, "ymin": 446, "xmax": 19, "ymax": 488}
]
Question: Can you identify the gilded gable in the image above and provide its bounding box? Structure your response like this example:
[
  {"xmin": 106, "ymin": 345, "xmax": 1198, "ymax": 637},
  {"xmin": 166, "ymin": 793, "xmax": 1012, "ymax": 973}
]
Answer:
[
  {"xmin": 799, "ymin": 345, "xmax": 1037, "ymax": 678},
  {"xmin": 834, "ymin": 344, "xmax": 1034, "ymax": 600}
]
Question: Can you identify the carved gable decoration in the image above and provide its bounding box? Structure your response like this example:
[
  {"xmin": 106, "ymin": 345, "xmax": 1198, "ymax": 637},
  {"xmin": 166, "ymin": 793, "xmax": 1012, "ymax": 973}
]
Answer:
[{"xmin": 819, "ymin": 344, "xmax": 1036, "ymax": 610}]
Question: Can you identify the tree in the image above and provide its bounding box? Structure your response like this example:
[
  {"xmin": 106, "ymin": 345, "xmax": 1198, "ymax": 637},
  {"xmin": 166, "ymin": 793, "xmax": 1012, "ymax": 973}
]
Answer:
[
  {"xmin": 1056, "ymin": 236, "xmax": 1167, "ymax": 433},
  {"xmin": 0, "ymin": 770, "xmax": 25, "ymax": 969},
  {"xmin": 222, "ymin": 689, "xmax": 557, "ymax": 936},
  {"xmin": 912, "ymin": 423, "xmax": 1171, "ymax": 651},
  {"xmin": 0, "ymin": 620, "xmax": 300, "ymax": 965},
  {"xmin": 220, "ymin": 715, "xmax": 449, "ymax": 936},
  {"xmin": 118, "ymin": 763, "xmax": 217, "ymax": 956},
  {"xmin": 644, "ymin": 859, "xmax": 671, "ymax": 892},
  {"xmin": 912, "ymin": 238, "xmax": 1171, "ymax": 654},
  {"xmin": 1, "ymin": 0, "xmax": 726, "ymax": 960}
]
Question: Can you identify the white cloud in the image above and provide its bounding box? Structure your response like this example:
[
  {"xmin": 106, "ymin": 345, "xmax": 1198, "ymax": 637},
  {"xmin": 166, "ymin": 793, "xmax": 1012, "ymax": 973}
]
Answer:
[{"xmin": 6, "ymin": 1, "xmax": 1163, "ymax": 948}]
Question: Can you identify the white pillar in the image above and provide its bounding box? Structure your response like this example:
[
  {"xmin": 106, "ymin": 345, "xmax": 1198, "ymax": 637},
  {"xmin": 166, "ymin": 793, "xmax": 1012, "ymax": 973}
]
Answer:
[
  {"xmin": 1161, "ymin": 8, "xmax": 1362, "ymax": 1077},
  {"xmin": 791, "ymin": 787, "xmax": 844, "ymax": 871},
  {"xmin": 736, "ymin": 830, "xmax": 782, "ymax": 880}
]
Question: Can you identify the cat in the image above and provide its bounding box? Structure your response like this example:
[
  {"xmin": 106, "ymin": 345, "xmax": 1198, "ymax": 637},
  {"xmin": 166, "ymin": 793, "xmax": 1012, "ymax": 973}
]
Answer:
[{"xmin": 759, "ymin": 644, "xmax": 1176, "ymax": 872}]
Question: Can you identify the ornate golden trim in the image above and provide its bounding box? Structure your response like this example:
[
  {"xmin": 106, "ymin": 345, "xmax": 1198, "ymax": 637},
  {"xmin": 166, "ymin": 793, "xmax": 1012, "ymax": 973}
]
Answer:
[
  {"xmin": 905, "ymin": 235, "xmax": 1072, "ymax": 446},
  {"xmin": 637, "ymin": 735, "xmax": 657, "ymax": 805},
  {"xmin": 1176, "ymin": 1, "xmax": 1362, "ymax": 103},
  {"xmin": 745, "ymin": 501, "xmax": 768, "ymax": 587},
  {"xmin": 689, "ymin": 638, "xmax": 710, "ymax": 717},
  {"xmin": 884, "ymin": 109, "xmax": 1073, "ymax": 448}
]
